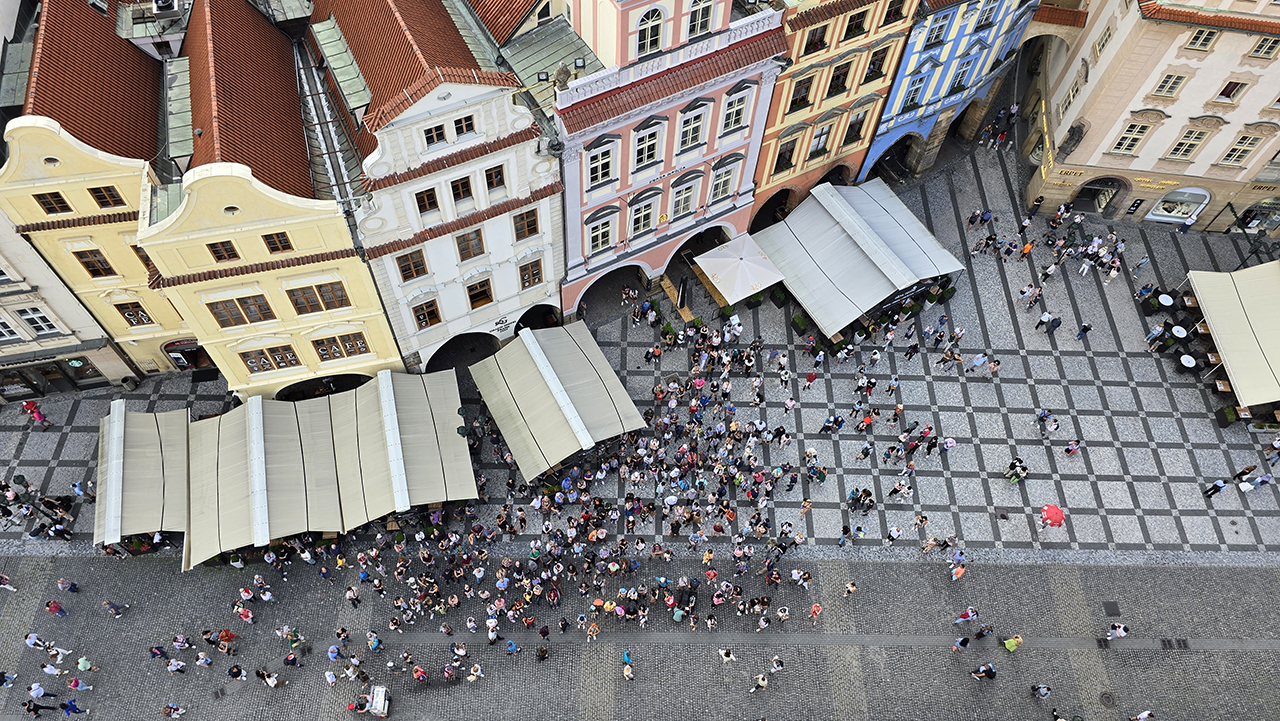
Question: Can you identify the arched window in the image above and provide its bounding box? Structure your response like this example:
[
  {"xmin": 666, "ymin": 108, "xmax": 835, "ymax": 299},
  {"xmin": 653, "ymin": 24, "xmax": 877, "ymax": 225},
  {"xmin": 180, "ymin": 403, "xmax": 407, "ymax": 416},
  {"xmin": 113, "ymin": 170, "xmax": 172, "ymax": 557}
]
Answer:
[
  {"xmin": 688, "ymin": 0, "xmax": 712, "ymax": 38},
  {"xmin": 637, "ymin": 9, "xmax": 662, "ymax": 57}
]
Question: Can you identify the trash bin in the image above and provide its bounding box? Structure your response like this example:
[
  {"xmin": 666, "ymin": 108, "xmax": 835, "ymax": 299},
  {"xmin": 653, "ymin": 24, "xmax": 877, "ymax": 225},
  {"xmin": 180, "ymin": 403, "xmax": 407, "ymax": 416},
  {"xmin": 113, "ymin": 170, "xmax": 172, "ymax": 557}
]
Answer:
[{"xmin": 121, "ymin": 376, "xmax": 138, "ymax": 391}]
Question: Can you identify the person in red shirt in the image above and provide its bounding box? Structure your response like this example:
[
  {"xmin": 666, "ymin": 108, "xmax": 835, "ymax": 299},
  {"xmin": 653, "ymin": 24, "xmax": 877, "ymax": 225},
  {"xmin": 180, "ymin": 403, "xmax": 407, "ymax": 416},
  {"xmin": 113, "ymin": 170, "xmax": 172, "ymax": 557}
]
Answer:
[{"xmin": 45, "ymin": 601, "xmax": 66, "ymax": 617}]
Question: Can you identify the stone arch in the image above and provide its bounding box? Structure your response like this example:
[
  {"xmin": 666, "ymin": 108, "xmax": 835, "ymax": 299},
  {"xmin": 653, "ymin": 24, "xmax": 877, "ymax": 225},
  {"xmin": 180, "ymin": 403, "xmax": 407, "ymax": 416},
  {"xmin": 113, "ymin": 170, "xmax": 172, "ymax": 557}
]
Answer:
[
  {"xmin": 751, "ymin": 186, "xmax": 801, "ymax": 233},
  {"xmin": 567, "ymin": 261, "xmax": 655, "ymax": 315},
  {"xmin": 1071, "ymin": 175, "xmax": 1132, "ymax": 218}
]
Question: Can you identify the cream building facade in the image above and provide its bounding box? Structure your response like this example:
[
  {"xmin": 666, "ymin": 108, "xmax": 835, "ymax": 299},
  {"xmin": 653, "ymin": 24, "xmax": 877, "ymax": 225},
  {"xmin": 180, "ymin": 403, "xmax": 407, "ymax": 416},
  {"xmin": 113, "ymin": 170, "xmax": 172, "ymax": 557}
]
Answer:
[{"xmin": 1022, "ymin": 0, "xmax": 1280, "ymax": 233}]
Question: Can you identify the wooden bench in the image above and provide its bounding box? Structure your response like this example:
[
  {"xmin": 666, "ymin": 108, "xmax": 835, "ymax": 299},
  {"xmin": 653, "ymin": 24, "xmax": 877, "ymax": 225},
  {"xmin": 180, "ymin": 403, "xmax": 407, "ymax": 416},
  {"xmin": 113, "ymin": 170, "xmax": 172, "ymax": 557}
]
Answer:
[
  {"xmin": 659, "ymin": 275, "xmax": 694, "ymax": 323},
  {"xmin": 690, "ymin": 263, "xmax": 730, "ymax": 309}
]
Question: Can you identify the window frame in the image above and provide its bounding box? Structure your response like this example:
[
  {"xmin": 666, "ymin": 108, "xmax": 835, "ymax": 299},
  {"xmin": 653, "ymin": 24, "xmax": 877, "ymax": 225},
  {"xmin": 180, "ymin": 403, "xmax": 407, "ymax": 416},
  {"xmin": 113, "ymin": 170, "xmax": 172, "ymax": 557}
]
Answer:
[
  {"xmin": 588, "ymin": 220, "xmax": 612, "ymax": 253},
  {"xmin": 1251, "ymin": 37, "xmax": 1280, "ymax": 59},
  {"xmin": 808, "ymin": 124, "xmax": 832, "ymax": 158},
  {"xmin": 1110, "ymin": 122, "xmax": 1151, "ymax": 155},
  {"xmin": 976, "ymin": 1, "xmax": 997, "ymax": 26},
  {"xmin": 88, "ymin": 186, "xmax": 126, "ymax": 209},
  {"xmin": 637, "ymin": 8, "xmax": 662, "ymax": 57},
  {"xmin": 466, "ymin": 278, "xmax": 494, "ymax": 309},
  {"xmin": 1220, "ymin": 135, "xmax": 1262, "ymax": 166},
  {"xmin": 519, "ymin": 259, "xmax": 543, "ymax": 289},
  {"xmin": 1186, "ymin": 28, "xmax": 1218, "ymax": 51},
  {"xmin": 485, "ymin": 165, "xmax": 505, "ymax": 191},
  {"xmin": 1093, "ymin": 24, "xmax": 1113, "ymax": 58},
  {"xmin": 1152, "ymin": 73, "xmax": 1185, "ymax": 97},
  {"xmin": 207, "ymin": 299, "xmax": 247, "ymax": 328},
  {"xmin": 827, "ymin": 63, "xmax": 851, "ymax": 97},
  {"xmin": 722, "ymin": 94, "xmax": 747, "ymax": 133},
  {"xmin": 514, "ymin": 209, "xmax": 539, "ymax": 240},
  {"xmin": 803, "ymin": 25, "xmax": 829, "ymax": 55},
  {"xmin": 33, "ymin": 192, "xmax": 71, "ymax": 215},
  {"xmin": 454, "ymin": 115, "xmax": 476, "ymax": 136},
  {"xmin": 688, "ymin": 0, "xmax": 712, "ymax": 38},
  {"xmin": 631, "ymin": 202, "xmax": 654, "ymax": 237},
  {"xmin": 73, "ymin": 249, "xmax": 116, "ymax": 278},
  {"xmin": 588, "ymin": 149, "xmax": 614, "ymax": 186},
  {"xmin": 950, "ymin": 59, "xmax": 974, "ymax": 92},
  {"xmin": 316, "ymin": 281, "xmax": 350, "ymax": 310},
  {"xmin": 679, "ymin": 112, "xmax": 705, "ymax": 151},
  {"xmin": 1214, "ymin": 81, "xmax": 1248, "ymax": 104},
  {"xmin": 415, "ymin": 189, "xmax": 439, "ymax": 214},
  {"xmin": 288, "ymin": 286, "xmax": 324, "ymax": 315},
  {"xmin": 924, "ymin": 15, "xmax": 949, "ymax": 46},
  {"xmin": 843, "ymin": 10, "xmax": 867, "ymax": 40},
  {"xmin": 789, "ymin": 76, "xmax": 814, "ymax": 113},
  {"xmin": 843, "ymin": 110, "xmax": 869, "ymax": 145},
  {"xmin": 864, "ymin": 47, "xmax": 889, "ymax": 83},
  {"xmin": 16, "ymin": 308, "xmax": 57, "ymax": 335},
  {"xmin": 413, "ymin": 300, "xmax": 442, "ymax": 330},
  {"xmin": 424, "ymin": 124, "xmax": 446, "ymax": 145},
  {"xmin": 451, "ymin": 177, "xmax": 474, "ymax": 202},
  {"xmin": 635, "ymin": 129, "xmax": 660, "ymax": 167},
  {"xmin": 236, "ymin": 295, "xmax": 276, "ymax": 324},
  {"xmin": 903, "ymin": 75, "xmax": 926, "ymax": 108},
  {"xmin": 207, "ymin": 241, "xmax": 240, "ymax": 262},
  {"xmin": 672, "ymin": 185, "xmax": 695, "ymax": 218},
  {"xmin": 396, "ymin": 249, "xmax": 428, "ymax": 282},
  {"xmin": 774, "ymin": 138, "xmax": 798, "ymax": 174},
  {"xmin": 456, "ymin": 229, "xmax": 485, "ymax": 261},
  {"xmin": 709, "ymin": 168, "xmax": 733, "ymax": 203},
  {"xmin": 262, "ymin": 232, "xmax": 293, "ymax": 253},
  {"xmin": 883, "ymin": 0, "xmax": 905, "ymax": 24},
  {"xmin": 1165, "ymin": 129, "xmax": 1208, "ymax": 160}
]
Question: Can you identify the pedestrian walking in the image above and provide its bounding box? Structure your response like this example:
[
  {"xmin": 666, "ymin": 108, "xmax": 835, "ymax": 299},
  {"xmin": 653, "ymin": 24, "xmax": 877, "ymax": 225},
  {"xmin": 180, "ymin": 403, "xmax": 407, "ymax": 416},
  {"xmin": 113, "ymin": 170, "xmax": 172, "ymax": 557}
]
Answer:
[
  {"xmin": 748, "ymin": 674, "xmax": 768, "ymax": 693},
  {"xmin": 1076, "ymin": 323, "xmax": 1092, "ymax": 341},
  {"xmin": 971, "ymin": 663, "xmax": 997, "ymax": 680}
]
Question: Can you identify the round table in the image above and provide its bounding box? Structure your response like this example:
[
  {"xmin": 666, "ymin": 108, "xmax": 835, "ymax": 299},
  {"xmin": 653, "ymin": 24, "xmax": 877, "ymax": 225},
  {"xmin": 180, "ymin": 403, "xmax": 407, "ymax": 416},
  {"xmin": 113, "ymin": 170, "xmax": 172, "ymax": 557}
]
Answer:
[
  {"xmin": 1179, "ymin": 354, "xmax": 1197, "ymax": 369},
  {"xmin": 1171, "ymin": 325, "xmax": 1188, "ymax": 339},
  {"xmin": 1157, "ymin": 294, "xmax": 1174, "ymax": 307}
]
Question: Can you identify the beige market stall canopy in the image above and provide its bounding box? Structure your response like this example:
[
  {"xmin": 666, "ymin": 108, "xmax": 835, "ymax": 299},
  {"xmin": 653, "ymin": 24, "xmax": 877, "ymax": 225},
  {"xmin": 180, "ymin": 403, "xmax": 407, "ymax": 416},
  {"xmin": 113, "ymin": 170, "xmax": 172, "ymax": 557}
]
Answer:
[
  {"xmin": 470, "ymin": 323, "xmax": 645, "ymax": 480},
  {"xmin": 752, "ymin": 179, "xmax": 964, "ymax": 339},
  {"xmin": 94, "ymin": 370, "xmax": 476, "ymax": 571},
  {"xmin": 694, "ymin": 234, "xmax": 785, "ymax": 305},
  {"xmin": 1186, "ymin": 260, "xmax": 1280, "ymax": 407}
]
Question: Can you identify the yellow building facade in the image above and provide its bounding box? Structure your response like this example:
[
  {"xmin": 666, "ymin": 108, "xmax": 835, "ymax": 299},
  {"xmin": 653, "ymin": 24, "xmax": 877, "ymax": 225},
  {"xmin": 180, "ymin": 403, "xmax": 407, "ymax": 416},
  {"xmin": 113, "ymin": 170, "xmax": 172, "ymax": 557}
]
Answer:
[
  {"xmin": 0, "ymin": 117, "xmax": 187, "ymax": 376},
  {"xmin": 139, "ymin": 164, "xmax": 402, "ymax": 399}
]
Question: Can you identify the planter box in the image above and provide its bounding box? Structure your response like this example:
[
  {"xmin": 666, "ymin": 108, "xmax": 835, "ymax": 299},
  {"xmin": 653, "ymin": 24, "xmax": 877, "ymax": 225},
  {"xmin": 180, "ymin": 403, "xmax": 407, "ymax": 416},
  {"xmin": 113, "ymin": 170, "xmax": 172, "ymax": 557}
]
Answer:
[
  {"xmin": 790, "ymin": 318, "xmax": 809, "ymax": 336},
  {"xmin": 1215, "ymin": 407, "xmax": 1237, "ymax": 429},
  {"xmin": 771, "ymin": 291, "xmax": 788, "ymax": 309},
  {"xmin": 1141, "ymin": 299, "xmax": 1160, "ymax": 316},
  {"xmin": 745, "ymin": 297, "xmax": 763, "ymax": 310}
]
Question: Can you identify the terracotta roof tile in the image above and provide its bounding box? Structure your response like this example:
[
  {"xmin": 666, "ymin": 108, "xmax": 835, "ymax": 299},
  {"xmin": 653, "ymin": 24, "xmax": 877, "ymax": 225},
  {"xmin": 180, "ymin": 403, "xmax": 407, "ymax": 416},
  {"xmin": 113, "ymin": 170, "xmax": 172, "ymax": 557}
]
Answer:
[
  {"xmin": 364, "ymin": 126, "xmax": 540, "ymax": 192},
  {"xmin": 149, "ymin": 247, "xmax": 360, "ymax": 288},
  {"xmin": 1032, "ymin": 5, "xmax": 1088, "ymax": 28},
  {"xmin": 15, "ymin": 210, "xmax": 139, "ymax": 234},
  {"xmin": 788, "ymin": 0, "xmax": 882, "ymax": 31},
  {"xmin": 466, "ymin": 0, "xmax": 539, "ymax": 45},
  {"xmin": 558, "ymin": 30, "xmax": 788, "ymax": 136},
  {"xmin": 365, "ymin": 182, "xmax": 562, "ymax": 259},
  {"xmin": 24, "ymin": 0, "xmax": 160, "ymax": 161},
  {"xmin": 1137, "ymin": 0, "xmax": 1280, "ymax": 35},
  {"xmin": 184, "ymin": 0, "xmax": 314, "ymax": 198},
  {"xmin": 311, "ymin": 0, "xmax": 519, "ymax": 143}
]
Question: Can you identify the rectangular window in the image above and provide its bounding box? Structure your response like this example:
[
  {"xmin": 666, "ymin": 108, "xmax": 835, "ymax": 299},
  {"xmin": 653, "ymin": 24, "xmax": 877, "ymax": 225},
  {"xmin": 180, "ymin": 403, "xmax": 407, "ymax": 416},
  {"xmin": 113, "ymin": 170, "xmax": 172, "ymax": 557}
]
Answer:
[
  {"xmin": 312, "ymin": 337, "xmax": 341, "ymax": 362},
  {"xmin": 1215, "ymin": 81, "xmax": 1247, "ymax": 103},
  {"xmin": 237, "ymin": 295, "xmax": 276, "ymax": 323},
  {"xmin": 723, "ymin": 95, "xmax": 747, "ymax": 132},
  {"xmin": 0, "ymin": 320, "xmax": 16, "ymax": 339},
  {"xmin": 288, "ymin": 286, "xmax": 323, "ymax": 314},
  {"xmin": 240, "ymin": 349, "xmax": 272, "ymax": 373},
  {"xmin": 514, "ymin": 209, "xmax": 539, "ymax": 240},
  {"xmin": 454, "ymin": 115, "xmax": 475, "ymax": 136},
  {"xmin": 268, "ymin": 345, "xmax": 301, "ymax": 369},
  {"xmin": 864, "ymin": 48, "xmax": 889, "ymax": 82},
  {"xmin": 589, "ymin": 150, "xmax": 613, "ymax": 185},
  {"xmin": 339, "ymin": 333, "xmax": 369, "ymax": 357},
  {"xmin": 1221, "ymin": 135, "xmax": 1262, "ymax": 165},
  {"xmin": 519, "ymin": 259, "xmax": 543, "ymax": 289},
  {"xmin": 33, "ymin": 192, "xmax": 71, "ymax": 215},
  {"xmin": 1059, "ymin": 79, "xmax": 1081, "ymax": 117},
  {"xmin": 635, "ymin": 130, "xmax": 659, "ymax": 167},
  {"xmin": 413, "ymin": 300, "xmax": 442, "ymax": 329},
  {"xmin": 903, "ymin": 76, "xmax": 926, "ymax": 107},
  {"xmin": 115, "ymin": 302, "xmax": 153, "ymax": 326},
  {"xmin": 241, "ymin": 346, "xmax": 299, "ymax": 372},
  {"xmin": 88, "ymin": 186, "xmax": 125, "ymax": 209},
  {"xmin": 809, "ymin": 125, "xmax": 832, "ymax": 157},
  {"xmin": 424, "ymin": 124, "xmax": 446, "ymax": 145},
  {"xmin": 73, "ymin": 249, "xmax": 116, "ymax": 277},
  {"xmin": 844, "ymin": 111, "xmax": 868, "ymax": 145},
  {"xmin": 1166, "ymin": 129, "xmax": 1208, "ymax": 160},
  {"xmin": 316, "ymin": 282, "xmax": 350, "ymax": 310},
  {"xmin": 632, "ymin": 203, "xmax": 654, "ymax": 236},
  {"xmin": 1110, "ymin": 123, "xmax": 1150, "ymax": 154},
  {"xmin": 679, "ymin": 114, "xmax": 704, "ymax": 150},
  {"xmin": 1251, "ymin": 37, "xmax": 1280, "ymax": 58},
  {"xmin": 774, "ymin": 138, "xmax": 798, "ymax": 173},
  {"xmin": 925, "ymin": 16, "xmax": 948, "ymax": 46},
  {"xmin": 131, "ymin": 245, "xmax": 155, "ymax": 272},
  {"xmin": 207, "ymin": 300, "xmax": 246, "ymax": 327},
  {"xmin": 803, "ymin": 26, "xmax": 828, "ymax": 55},
  {"xmin": 951, "ymin": 59, "xmax": 973, "ymax": 92},
  {"xmin": 977, "ymin": 1, "xmax": 997, "ymax": 25},
  {"xmin": 17, "ymin": 308, "xmax": 56, "ymax": 335},
  {"xmin": 207, "ymin": 241, "xmax": 240, "ymax": 262},
  {"xmin": 827, "ymin": 63, "xmax": 851, "ymax": 97},
  {"xmin": 467, "ymin": 279, "xmax": 494, "ymax": 309},
  {"xmin": 1093, "ymin": 24, "xmax": 1113, "ymax": 58},
  {"xmin": 710, "ymin": 168, "xmax": 733, "ymax": 202},
  {"xmin": 1186, "ymin": 28, "xmax": 1218, "ymax": 50},
  {"xmin": 456, "ymin": 229, "xmax": 485, "ymax": 261},
  {"xmin": 688, "ymin": 0, "xmax": 712, "ymax": 37},
  {"xmin": 451, "ymin": 177, "xmax": 473, "ymax": 202},
  {"xmin": 883, "ymin": 0, "xmax": 905, "ymax": 23},
  {"xmin": 415, "ymin": 189, "xmax": 439, "ymax": 214},
  {"xmin": 262, "ymin": 232, "xmax": 293, "ymax": 253},
  {"xmin": 1152, "ymin": 74, "xmax": 1185, "ymax": 97},
  {"xmin": 672, "ymin": 185, "xmax": 695, "ymax": 218},
  {"xmin": 843, "ymin": 11, "xmax": 867, "ymax": 39},
  {"xmin": 589, "ymin": 220, "xmax": 612, "ymax": 252},
  {"xmin": 485, "ymin": 165, "xmax": 505, "ymax": 190},
  {"xmin": 397, "ymin": 250, "xmax": 427, "ymax": 281},
  {"xmin": 789, "ymin": 77, "xmax": 813, "ymax": 113}
]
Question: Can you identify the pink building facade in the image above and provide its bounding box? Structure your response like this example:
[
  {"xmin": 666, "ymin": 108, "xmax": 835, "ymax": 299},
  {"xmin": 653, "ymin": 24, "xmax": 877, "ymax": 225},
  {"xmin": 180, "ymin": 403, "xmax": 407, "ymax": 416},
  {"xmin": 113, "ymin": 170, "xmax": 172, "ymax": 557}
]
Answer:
[{"xmin": 553, "ymin": 1, "xmax": 787, "ymax": 313}]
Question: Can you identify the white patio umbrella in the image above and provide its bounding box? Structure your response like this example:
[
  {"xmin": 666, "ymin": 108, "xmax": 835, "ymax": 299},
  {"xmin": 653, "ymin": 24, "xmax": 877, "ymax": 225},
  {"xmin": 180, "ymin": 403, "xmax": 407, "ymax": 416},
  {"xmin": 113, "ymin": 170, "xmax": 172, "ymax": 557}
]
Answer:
[{"xmin": 693, "ymin": 234, "xmax": 785, "ymax": 306}]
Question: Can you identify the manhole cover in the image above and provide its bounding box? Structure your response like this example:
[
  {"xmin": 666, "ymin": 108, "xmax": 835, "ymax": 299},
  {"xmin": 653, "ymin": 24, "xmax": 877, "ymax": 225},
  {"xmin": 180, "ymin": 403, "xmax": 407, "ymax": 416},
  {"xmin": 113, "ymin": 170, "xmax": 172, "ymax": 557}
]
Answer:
[
  {"xmin": 1103, "ymin": 601, "xmax": 1121, "ymax": 617},
  {"xmin": 1100, "ymin": 691, "xmax": 1116, "ymax": 708},
  {"xmin": 995, "ymin": 507, "xmax": 1009, "ymax": 520}
]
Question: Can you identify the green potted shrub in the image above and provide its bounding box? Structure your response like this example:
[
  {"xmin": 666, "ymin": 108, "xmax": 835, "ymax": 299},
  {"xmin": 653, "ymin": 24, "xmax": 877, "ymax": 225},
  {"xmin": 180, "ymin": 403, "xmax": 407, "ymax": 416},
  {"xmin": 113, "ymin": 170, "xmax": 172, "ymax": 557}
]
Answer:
[
  {"xmin": 662, "ymin": 321, "xmax": 674, "ymax": 336},
  {"xmin": 791, "ymin": 314, "xmax": 808, "ymax": 335},
  {"xmin": 942, "ymin": 286, "xmax": 958, "ymax": 301},
  {"xmin": 746, "ymin": 293, "xmax": 764, "ymax": 309},
  {"xmin": 693, "ymin": 316, "xmax": 703, "ymax": 327},
  {"xmin": 771, "ymin": 287, "xmax": 787, "ymax": 308},
  {"xmin": 1215, "ymin": 406, "xmax": 1239, "ymax": 429},
  {"xmin": 926, "ymin": 292, "xmax": 939, "ymax": 305}
]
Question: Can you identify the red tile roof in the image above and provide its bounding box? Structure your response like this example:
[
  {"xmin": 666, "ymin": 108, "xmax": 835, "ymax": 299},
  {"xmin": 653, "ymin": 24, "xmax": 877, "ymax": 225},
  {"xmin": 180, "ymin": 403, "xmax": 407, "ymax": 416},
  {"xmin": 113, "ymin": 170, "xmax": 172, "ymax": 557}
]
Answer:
[
  {"xmin": 365, "ymin": 181, "xmax": 562, "ymax": 259},
  {"xmin": 788, "ymin": 0, "xmax": 883, "ymax": 31},
  {"xmin": 1032, "ymin": 5, "xmax": 1088, "ymax": 28},
  {"xmin": 23, "ymin": 0, "xmax": 160, "ymax": 161},
  {"xmin": 149, "ymin": 247, "xmax": 360, "ymax": 288},
  {"xmin": 1137, "ymin": 0, "xmax": 1280, "ymax": 35},
  {"xmin": 364, "ymin": 126, "xmax": 541, "ymax": 192},
  {"xmin": 311, "ymin": 0, "xmax": 520, "ymax": 148},
  {"xmin": 184, "ymin": 0, "xmax": 315, "ymax": 199},
  {"xmin": 467, "ymin": 0, "xmax": 539, "ymax": 45},
  {"xmin": 557, "ymin": 29, "xmax": 788, "ymax": 135},
  {"xmin": 15, "ymin": 210, "xmax": 139, "ymax": 234}
]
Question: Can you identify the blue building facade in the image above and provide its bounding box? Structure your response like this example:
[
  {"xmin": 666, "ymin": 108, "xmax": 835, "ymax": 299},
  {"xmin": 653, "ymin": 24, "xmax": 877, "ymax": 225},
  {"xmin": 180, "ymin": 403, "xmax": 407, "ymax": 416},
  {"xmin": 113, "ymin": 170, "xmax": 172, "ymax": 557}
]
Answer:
[{"xmin": 858, "ymin": 0, "xmax": 1038, "ymax": 181}]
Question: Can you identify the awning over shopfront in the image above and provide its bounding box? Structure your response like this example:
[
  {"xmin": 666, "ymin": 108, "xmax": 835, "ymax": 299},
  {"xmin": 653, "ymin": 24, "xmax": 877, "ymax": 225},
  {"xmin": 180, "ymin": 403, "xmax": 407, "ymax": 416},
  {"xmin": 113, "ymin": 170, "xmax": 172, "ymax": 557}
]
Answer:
[
  {"xmin": 470, "ymin": 323, "xmax": 644, "ymax": 480},
  {"xmin": 94, "ymin": 369, "xmax": 476, "ymax": 570},
  {"xmin": 751, "ymin": 179, "xmax": 964, "ymax": 338},
  {"xmin": 1186, "ymin": 260, "xmax": 1280, "ymax": 407}
]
